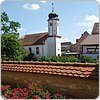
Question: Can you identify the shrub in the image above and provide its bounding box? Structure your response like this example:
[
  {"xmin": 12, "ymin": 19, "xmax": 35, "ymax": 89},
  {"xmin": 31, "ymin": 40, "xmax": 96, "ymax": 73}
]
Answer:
[
  {"xmin": 37, "ymin": 55, "xmax": 80, "ymax": 62},
  {"xmin": 24, "ymin": 52, "xmax": 36, "ymax": 61},
  {"xmin": 80, "ymin": 55, "xmax": 96, "ymax": 63},
  {"xmin": 37, "ymin": 56, "xmax": 48, "ymax": 62},
  {"xmin": 65, "ymin": 55, "xmax": 80, "ymax": 62},
  {"xmin": 48, "ymin": 56, "xmax": 60, "ymax": 62}
]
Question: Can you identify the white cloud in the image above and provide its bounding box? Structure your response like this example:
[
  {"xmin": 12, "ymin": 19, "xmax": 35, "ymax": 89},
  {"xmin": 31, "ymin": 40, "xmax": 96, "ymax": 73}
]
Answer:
[
  {"xmin": 85, "ymin": 15, "xmax": 99, "ymax": 22},
  {"xmin": 96, "ymin": 0, "xmax": 100, "ymax": 4},
  {"xmin": 61, "ymin": 38, "xmax": 70, "ymax": 42},
  {"xmin": 78, "ymin": 15, "xmax": 99, "ymax": 33},
  {"xmin": 0, "ymin": 0, "xmax": 4, "ymax": 4},
  {"xmin": 33, "ymin": 27, "xmax": 48, "ymax": 33},
  {"xmin": 22, "ymin": 3, "xmax": 40, "ymax": 10},
  {"xmin": 18, "ymin": 27, "xmax": 26, "ymax": 33},
  {"xmin": 40, "ymin": 1, "xmax": 47, "ymax": 3}
]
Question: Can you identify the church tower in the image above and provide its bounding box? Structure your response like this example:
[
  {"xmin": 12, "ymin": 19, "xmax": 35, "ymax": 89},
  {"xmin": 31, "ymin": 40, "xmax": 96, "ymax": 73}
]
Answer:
[
  {"xmin": 48, "ymin": 3, "xmax": 60, "ymax": 36},
  {"xmin": 46, "ymin": 3, "xmax": 61, "ymax": 56}
]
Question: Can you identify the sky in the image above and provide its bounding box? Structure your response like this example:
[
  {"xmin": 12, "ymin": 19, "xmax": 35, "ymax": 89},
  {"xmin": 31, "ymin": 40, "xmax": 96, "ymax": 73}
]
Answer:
[{"xmin": 1, "ymin": 0, "xmax": 99, "ymax": 43}]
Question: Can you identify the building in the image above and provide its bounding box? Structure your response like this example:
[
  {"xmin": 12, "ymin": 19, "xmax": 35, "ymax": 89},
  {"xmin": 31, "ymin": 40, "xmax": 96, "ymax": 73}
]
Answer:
[
  {"xmin": 21, "ymin": 6, "xmax": 61, "ymax": 57},
  {"xmin": 92, "ymin": 23, "xmax": 99, "ymax": 35},
  {"xmin": 75, "ymin": 31, "xmax": 89, "ymax": 52},
  {"xmin": 61, "ymin": 42, "xmax": 72, "ymax": 53},
  {"xmin": 81, "ymin": 23, "xmax": 99, "ymax": 59}
]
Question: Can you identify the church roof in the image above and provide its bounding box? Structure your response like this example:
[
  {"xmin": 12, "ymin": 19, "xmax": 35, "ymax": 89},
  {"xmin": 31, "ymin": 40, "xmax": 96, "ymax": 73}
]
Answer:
[{"xmin": 20, "ymin": 32, "xmax": 48, "ymax": 46}]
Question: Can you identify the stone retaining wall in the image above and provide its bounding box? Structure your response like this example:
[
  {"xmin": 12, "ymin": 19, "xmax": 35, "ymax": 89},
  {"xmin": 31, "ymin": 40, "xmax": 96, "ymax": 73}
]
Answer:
[{"xmin": 1, "ymin": 61, "xmax": 99, "ymax": 99}]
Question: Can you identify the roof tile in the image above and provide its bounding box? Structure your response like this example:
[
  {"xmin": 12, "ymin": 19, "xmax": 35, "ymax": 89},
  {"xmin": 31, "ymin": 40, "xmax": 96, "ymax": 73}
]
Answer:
[
  {"xmin": 1, "ymin": 62, "xmax": 98, "ymax": 79},
  {"xmin": 20, "ymin": 32, "xmax": 48, "ymax": 46}
]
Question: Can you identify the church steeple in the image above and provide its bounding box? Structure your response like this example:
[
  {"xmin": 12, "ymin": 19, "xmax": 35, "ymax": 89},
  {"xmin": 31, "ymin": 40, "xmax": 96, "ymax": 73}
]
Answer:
[
  {"xmin": 47, "ymin": 3, "xmax": 60, "ymax": 36},
  {"xmin": 46, "ymin": 3, "xmax": 61, "ymax": 56},
  {"xmin": 48, "ymin": 3, "xmax": 59, "ymax": 19}
]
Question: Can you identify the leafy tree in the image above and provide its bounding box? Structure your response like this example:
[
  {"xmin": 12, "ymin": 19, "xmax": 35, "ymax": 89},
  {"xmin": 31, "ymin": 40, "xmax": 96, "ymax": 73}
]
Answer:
[
  {"xmin": 1, "ymin": 12, "xmax": 25, "ymax": 61},
  {"xmin": 1, "ymin": 12, "xmax": 20, "ymax": 34},
  {"xmin": 69, "ymin": 44, "xmax": 80, "ymax": 52}
]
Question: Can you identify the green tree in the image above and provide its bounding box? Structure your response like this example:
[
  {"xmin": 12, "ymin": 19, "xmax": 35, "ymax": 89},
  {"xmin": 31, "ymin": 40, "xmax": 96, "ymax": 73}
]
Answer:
[
  {"xmin": 1, "ymin": 12, "xmax": 25, "ymax": 61},
  {"xmin": 1, "ymin": 12, "xmax": 20, "ymax": 34},
  {"xmin": 69, "ymin": 44, "xmax": 80, "ymax": 52}
]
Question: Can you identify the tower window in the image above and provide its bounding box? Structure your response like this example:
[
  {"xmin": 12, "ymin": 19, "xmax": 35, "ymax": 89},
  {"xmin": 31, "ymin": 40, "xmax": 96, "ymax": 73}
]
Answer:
[
  {"xmin": 36, "ymin": 47, "xmax": 39, "ymax": 54},
  {"xmin": 29, "ymin": 47, "xmax": 32, "ymax": 52},
  {"xmin": 50, "ymin": 23, "xmax": 52, "ymax": 26}
]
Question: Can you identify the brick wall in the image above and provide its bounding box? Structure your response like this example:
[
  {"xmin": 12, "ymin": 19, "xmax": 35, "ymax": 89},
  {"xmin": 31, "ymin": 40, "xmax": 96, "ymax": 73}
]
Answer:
[{"xmin": 1, "ymin": 61, "xmax": 99, "ymax": 99}]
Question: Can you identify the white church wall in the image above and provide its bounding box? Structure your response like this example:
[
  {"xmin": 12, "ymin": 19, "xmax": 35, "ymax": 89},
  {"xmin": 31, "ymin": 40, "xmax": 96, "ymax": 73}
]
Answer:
[
  {"xmin": 44, "ymin": 37, "xmax": 61, "ymax": 57},
  {"xmin": 24, "ymin": 45, "xmax": 44, "ymax": 57},
  {"xmin": 48, "ymin": 20, "xmax": 52, "ymax": 35},
  {"xmin": 53, "ymin": 20, "xmax": 59, "ymax": 35},
  {"xmin": 57, "ymin": 21, "xmax": 59, "ymax": 35},
  {"xmin": 48, "ymin": 20, "xmax": 59, "ymax": 36},
  {"xmin": 56, "ymin": 38, "xmax": 61, "ymax": 56},
  {"xmin": 44, "ymin": 37, "xmax": 56, "ymax": 57}
]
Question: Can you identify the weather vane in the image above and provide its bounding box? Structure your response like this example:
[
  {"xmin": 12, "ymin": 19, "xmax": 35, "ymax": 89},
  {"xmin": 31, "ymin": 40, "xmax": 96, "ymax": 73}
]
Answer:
[{"xmin": 52, "ymin": 3, "xmax": 54, "ymax": 12}]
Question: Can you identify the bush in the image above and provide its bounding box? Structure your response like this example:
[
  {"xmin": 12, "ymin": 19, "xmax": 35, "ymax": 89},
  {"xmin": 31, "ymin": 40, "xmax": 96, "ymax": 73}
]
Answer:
[
  {"xmin": 65, "ymin": 55, "xmax": 80, "ymax": 62},
  {"xmin": 24, "ymin": 52, "xmax": 36, "ymax": 61},
  {"xmin": 80, "ymin": 55, "xmax": 96, "ymax": 63},
  {"xmin": 37, "ymin": 56, "xmax": 49, "ymax": 62},
  {"xmin": 37, "ymin": 55, "xmax": 96, "ymax": 63},
  {"xmin": 37, "ymin": 55, "xmax": 79, "ymax": 62}
]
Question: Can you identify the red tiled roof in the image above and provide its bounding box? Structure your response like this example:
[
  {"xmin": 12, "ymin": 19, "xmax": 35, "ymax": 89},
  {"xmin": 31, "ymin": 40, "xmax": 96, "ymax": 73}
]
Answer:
[
  {"xmin": 20, "ymin": 32, "xmax": 48, "ymax": 46},
  {"xmin": 1, "ymin": 61, "xmax": 99, "ymax": 79}
]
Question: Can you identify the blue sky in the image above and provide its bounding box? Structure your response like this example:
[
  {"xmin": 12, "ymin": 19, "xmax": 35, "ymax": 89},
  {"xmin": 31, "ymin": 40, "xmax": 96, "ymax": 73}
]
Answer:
[{"xmin": 1, "ymin": 0, "xmax": 99, "ymax": 43}]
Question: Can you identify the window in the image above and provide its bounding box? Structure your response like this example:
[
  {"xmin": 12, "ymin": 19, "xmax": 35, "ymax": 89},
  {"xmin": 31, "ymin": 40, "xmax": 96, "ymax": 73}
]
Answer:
[
  {"xmin": 29, "ymin": 47, "xmax": 32, "ymax": 52},
  {"xmin": 36, "ymin": 47, "xmax": 39, "ymax": 54},
  {"xmin": 50, "ymin": 23, "xmax": 52, "ymax": 26},
  {"xmin": 87, "ymin": 48, "xmax": 99, "ymax": 53}
]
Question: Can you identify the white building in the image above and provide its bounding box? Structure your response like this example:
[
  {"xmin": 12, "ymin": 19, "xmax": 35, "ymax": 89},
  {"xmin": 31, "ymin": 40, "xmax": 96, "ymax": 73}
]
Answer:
[{"xmin": 21, "ymin": 6, "xmax": 61, "ymax": 57}]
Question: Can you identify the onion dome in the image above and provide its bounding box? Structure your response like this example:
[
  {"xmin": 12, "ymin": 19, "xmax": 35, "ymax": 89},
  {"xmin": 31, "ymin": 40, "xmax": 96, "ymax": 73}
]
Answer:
[{"xmin": 48, "ymin": 3, "xmax": 58, "ymax": 19}]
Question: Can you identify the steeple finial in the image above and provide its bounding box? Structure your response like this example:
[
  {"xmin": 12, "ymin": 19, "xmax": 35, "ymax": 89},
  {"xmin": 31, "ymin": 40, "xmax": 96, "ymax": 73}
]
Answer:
[{"xmin": 52, "ymin": 3, "xmax": 54, "ymax": 12}]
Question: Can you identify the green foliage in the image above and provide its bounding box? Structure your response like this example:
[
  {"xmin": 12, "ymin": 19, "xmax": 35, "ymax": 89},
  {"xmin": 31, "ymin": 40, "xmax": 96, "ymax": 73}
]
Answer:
[
  {"xmin": 37, "ymin": 55, "xmax": 97, "ymax": 63},
  {"xmin": 79, "ymin": 55, "xmax": 96, "ymax": 63},
  {"xmin": 1, "ymin": 12, "xmax": 20, "ymax": 34},
  {"xmin": 37, "ymin": 56, "xmax": 50, "ymax": 62},
  {"xmin": 1, "ymin": 12, "xmax": 25, "ymax": 61},
  {"xmin": 65, "ymin": 55, "xmax": 80, "ymax": 62},
  {"xmin": 37, "ymin": 55, "xmax": 79, "ymax": 62},
  {"xmin": 1, "ymin": 83, "xmax": 70, "ymax": 99},
  {"xmin": 24, "ymin": 52, "xmax": 36, "ymax": 61},
  {"xmin": 1, "ymin": 33, "xmax": 25, "ymax": 61}
]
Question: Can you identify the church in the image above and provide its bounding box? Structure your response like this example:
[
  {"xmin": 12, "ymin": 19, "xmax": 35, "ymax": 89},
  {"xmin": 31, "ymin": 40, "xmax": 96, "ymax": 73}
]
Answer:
[{"xmin": 21, "ymin": 5, "xmax": 61, "ymax": 57}]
